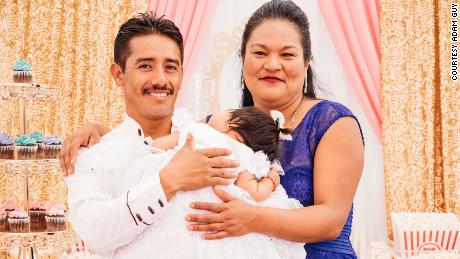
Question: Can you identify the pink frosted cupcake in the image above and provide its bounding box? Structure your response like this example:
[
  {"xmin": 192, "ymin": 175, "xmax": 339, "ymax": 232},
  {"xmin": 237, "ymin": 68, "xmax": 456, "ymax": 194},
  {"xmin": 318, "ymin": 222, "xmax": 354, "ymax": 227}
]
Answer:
[
  {"xmin": 30, "ymin": 202, "xmax": 47, "ymax": 232},
  {"xmin": 0, "ymin": 209, "xmax": 6, "ymax": 232},
  {"xmin": 45, "ymin": 204, "xmax": 66, "ymax": 231},
  {"xmin": 3, "ymin": 202, "xmax": 17, "ymax": 215},
  {"xmin": 7, "ymin": 209, "xmax": 29, "ymax": 232},
  {"xmin": 3, "ymin": 202, "xmax": 17, "ymax": 232},
  {"xmin": 29, "ymin": 202, "xmax": 46, "ymax": 223}
]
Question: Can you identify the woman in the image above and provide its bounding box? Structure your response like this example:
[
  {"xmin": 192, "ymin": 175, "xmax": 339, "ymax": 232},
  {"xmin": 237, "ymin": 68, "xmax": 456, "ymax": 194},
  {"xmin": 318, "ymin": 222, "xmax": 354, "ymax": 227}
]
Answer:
[{"xmin": 61, "ymin": 1, "xmax": 364, "ymax": 258}]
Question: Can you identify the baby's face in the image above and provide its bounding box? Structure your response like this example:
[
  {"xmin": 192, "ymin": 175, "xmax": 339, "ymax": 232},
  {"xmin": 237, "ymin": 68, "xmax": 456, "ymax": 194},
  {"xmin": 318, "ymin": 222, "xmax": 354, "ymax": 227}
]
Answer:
[{"xmin": 208, "ymin": 111, "xmax": 245, "ymax": 143}]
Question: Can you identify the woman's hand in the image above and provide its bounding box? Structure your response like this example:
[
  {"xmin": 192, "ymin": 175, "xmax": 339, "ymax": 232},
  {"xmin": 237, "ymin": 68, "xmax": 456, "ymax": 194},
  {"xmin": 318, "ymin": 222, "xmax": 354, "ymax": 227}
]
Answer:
[
  {"xmin": 185, "ymin": 186, "xmax": 258, "ymax": 240},
  {"xmin": 60, "ymin": 122, "xmax": 108, "ymax": 176}
]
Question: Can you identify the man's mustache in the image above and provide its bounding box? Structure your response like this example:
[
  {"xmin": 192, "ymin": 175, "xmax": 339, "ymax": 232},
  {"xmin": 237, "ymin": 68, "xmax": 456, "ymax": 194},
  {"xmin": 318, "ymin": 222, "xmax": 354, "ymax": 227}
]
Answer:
[{"xmin": 143, "ymin": 84, "xmax": 174, "ymax": 95}]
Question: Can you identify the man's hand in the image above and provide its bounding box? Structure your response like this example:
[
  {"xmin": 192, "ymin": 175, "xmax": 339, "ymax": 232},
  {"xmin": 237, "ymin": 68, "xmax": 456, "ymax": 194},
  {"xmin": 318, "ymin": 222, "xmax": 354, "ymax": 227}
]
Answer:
[
  {"xmin": 159, "ymin": 134, "xmax": 239, "ymax": 200},
  {"xmin": 60, "ymin": 122, "xmax": 109, "ymax": 176}
]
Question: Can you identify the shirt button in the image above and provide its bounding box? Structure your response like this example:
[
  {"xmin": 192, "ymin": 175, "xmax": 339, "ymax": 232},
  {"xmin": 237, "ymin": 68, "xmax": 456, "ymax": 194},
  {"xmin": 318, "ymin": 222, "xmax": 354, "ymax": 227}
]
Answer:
[
  {"xmin": 136, "ymin": 213, "xmax": 142, "ymax": 222},
  {"xmin": 138, "ymin": 129, "xmax": 142, "ymax": 136},
  {"xmin": 158, "ymin": 199, "xmax": 164, "ymax": 207}
]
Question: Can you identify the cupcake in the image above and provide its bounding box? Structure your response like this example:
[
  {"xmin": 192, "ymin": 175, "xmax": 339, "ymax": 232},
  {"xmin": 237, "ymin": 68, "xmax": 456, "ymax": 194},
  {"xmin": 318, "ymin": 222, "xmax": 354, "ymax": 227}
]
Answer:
[
  {"xmin": 29, "ymin": 202, "xmax": 47, "ymax": 232},
  {"xmin": 0, "ymin": 132, "xmax": 14, "ymax": 159},
  {"xmin": 2, "ymin": 202, "xmax": 17, "ymax": 232},
  {"xmin": 3, "ymin": 202, "xmax": 17, "ymax": 215},
  {"xmin": 0, "ymin": 208, "xmax": 6, "ymax": 232},
  {"xmin": 7, "ymin": 209, "xmax": 29, "ymax": 233},
  {"xmin": 45, "ymin": 204, "xmax": 66, "ymax": 231},
  {"xmin": 31, "ymin": 131, "xmax": 44, "ymax": 158},
  {"xmin": 43, "ymin": 135, "xmax": 62, "ymax": 159},
  {"xmin": 12, "ymin": 60, "xmax": 33, "ymax": 83},
  {"xmin": 15, "ymin": 134, "xmax": 37, "ymax": 160}
]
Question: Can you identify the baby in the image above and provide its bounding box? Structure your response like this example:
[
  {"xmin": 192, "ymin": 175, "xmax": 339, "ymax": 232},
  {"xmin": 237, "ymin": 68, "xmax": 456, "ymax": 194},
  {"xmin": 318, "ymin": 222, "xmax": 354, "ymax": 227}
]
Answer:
[
  {"xmin": 150, "ymin": 106, "xmax": 290, "ymax": 202},
  {"xmin": 115, "ymin": 107, "xmax": 305, "ymax": 259}
]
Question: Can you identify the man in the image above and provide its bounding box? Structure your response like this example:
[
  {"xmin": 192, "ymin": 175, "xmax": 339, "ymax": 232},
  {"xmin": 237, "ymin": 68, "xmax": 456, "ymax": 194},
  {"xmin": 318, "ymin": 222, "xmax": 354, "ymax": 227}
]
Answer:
[{"xmin": 65, "ymin": 12, "xmax": 238, "ymax": 257}]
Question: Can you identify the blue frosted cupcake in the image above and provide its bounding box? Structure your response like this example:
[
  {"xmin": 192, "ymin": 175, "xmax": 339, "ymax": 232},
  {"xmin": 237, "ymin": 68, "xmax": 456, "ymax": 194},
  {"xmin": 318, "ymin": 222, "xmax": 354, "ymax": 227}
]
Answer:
[
  {"xmin": 12, "ymin": 60, "xmax": 33, "ymax": 83},
  {"xmin": 43, "ymin": 135, "xmax": 62, "ymax": 159},
  {"xmin": 31, "ymin": 131, "xmax": 44, "ymax": 158},
  {"xmin": 0, "ymin": 132, "xmax": 14, "ymax": 159},
  {"xmin": 15, "ymin": 134, "xmax": 37, "ymax": 160}
]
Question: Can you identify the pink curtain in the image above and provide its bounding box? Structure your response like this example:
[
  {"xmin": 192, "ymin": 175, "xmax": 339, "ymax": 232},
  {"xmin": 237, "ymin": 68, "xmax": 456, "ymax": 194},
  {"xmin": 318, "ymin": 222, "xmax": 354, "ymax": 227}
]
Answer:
[
  {"xmin": 317, "ymin": 0, "xmax": 381, "ymax": 140},
  {"xmin": 147, "ymin": 0, "xmax": 217, "ymax": 89}
]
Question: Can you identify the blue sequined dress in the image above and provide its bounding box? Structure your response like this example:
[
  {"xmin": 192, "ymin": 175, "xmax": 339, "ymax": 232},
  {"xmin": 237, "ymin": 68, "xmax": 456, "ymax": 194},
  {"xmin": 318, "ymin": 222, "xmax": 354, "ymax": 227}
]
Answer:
[{"xmin": 278, "ymin": 100, "xmax": 363, "ymax": 259}]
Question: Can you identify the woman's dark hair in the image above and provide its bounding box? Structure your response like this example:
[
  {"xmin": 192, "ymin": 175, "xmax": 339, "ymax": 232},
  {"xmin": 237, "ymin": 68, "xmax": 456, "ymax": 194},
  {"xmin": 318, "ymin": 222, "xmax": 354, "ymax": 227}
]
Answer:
[
  {"xmin": 240, "ymin": 0, "xmax": 316, "ymax": 106},
  {"xmin": 114, "ymin": 12, "xmax": 184, "ymax": 72},
  {"xmin": 227, "ymin": 107, "xmax": 290, "ymax": 162}
]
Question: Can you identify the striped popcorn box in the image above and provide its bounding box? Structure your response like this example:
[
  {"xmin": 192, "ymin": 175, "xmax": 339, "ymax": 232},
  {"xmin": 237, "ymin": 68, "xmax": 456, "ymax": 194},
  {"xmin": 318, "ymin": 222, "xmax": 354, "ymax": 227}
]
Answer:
[{"xmin": 391, "ymin": 212, "xmax": 460, "ymax": 257}]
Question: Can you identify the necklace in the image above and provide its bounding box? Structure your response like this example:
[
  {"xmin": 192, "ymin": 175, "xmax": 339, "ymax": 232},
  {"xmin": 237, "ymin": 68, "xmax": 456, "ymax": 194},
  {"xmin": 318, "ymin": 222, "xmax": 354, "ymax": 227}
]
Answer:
[{"xmin": 287, "ymin": 98, "xmax": 303, "ymax": 129}]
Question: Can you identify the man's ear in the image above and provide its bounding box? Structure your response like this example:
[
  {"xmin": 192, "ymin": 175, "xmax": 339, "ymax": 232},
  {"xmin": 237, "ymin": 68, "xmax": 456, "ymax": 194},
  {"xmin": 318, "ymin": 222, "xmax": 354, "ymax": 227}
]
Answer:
[
  {"xmin": 110, "ymin": 63, "xmax": 124, "ymax": 87},
  {"xmin": 177, "ymin": 65, "xmax": 184, "ymax": 92}
]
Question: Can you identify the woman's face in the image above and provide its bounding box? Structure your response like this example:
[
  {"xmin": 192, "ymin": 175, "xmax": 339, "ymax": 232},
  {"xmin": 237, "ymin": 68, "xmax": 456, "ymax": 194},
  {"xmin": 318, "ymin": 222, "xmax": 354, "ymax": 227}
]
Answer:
[{"xmin": 243, "ymin": 19, "xmax": 308, "ymax": 107}]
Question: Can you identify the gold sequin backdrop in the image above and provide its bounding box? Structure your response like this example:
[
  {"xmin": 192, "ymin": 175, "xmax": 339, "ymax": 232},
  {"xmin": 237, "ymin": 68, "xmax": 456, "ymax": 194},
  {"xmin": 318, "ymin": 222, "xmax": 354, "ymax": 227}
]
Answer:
[
  {"xmin": 0, "ymin": 0, "xmax": 144, "ymax": 206},
  {"xmin": 381, "ymin": 0, "xmax": 460, "ymax": 237},
  {"xmin": 0, "ymin": 0, "xmax": 145, "ymax": 136},
  {"xmin": 1, "ymin": 0, "xmax": 459, "ymax": 238}
]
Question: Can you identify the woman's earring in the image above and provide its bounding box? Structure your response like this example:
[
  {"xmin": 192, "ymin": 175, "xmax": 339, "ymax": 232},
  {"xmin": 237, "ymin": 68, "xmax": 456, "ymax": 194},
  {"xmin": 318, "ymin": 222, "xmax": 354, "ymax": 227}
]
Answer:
[{"xmin": 303, "ymin": 80, "xmax": 308, "ymax": 94}]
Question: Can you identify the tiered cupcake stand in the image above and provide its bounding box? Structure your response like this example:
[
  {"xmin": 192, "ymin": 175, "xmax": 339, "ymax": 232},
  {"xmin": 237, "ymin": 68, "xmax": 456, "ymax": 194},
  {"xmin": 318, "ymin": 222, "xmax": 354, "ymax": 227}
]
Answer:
[{"xmin": 0, "ymin": 83, "xmax": 78, "ymax": 258}]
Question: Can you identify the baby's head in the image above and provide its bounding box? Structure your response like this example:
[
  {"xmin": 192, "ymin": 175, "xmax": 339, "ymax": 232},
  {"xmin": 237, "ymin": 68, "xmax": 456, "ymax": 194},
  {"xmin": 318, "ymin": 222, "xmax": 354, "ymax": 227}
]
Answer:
[{"xmin": 208, "ymin": 107, "xmax": 290, "ymax": 162}]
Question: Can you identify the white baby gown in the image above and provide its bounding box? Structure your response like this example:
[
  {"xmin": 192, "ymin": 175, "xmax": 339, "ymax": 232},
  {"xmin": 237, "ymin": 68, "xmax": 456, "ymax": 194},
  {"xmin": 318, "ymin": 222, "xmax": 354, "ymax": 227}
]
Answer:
[{"xmin": 114, "ymin": 110, "xmax": 305, "ymax": 259}]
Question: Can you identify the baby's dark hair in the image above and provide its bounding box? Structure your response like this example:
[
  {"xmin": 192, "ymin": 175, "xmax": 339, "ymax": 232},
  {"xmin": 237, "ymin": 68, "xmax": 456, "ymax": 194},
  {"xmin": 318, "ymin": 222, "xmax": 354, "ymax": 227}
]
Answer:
[{"xmin": 227, "ymin": 107, "xmax": 290, "ymax": 162}]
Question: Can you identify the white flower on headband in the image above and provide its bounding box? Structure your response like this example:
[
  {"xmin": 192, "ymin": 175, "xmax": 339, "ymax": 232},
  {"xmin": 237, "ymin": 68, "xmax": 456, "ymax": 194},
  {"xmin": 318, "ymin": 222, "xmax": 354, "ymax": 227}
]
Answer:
[
  {"xmin": 271, "ymin": 159, "xmax": 285, "ymax": 176},
  {"xmin": 251, "ymin": 151, "xmax": 271, "ymax": 180},
  {"xmin": 270, "ymin": 110, "xmax": 292, "ymax": 141}
]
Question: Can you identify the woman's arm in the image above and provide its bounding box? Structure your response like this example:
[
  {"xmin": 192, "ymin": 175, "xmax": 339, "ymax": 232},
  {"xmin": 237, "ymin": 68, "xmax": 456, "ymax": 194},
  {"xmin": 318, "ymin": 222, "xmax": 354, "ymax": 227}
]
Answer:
[
  {"xmin": 186, "ymin": 117, "xmax": 364, "ymax": 242},
  {"xmin": 60, "ymin": 122, "xmax": 109, "ymax": 176}
]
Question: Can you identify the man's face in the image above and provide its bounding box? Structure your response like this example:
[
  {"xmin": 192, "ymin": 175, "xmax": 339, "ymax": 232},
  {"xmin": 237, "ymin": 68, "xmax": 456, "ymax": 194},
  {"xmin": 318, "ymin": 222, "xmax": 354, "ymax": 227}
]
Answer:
[{"xmin": 112, "ymin": 34, "xmax": 182, "ymax": 122}]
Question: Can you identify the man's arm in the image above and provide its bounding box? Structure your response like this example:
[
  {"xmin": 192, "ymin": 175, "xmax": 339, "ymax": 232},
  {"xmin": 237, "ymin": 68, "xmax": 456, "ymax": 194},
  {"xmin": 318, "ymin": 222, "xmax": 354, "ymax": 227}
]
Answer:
[
  {"xmin": 66, "ymin": 151, "xmax": 169, "ymax": 256},
  {"xmin": 66, "ymin": 137, "xmax": 239, "ymax": 255}
]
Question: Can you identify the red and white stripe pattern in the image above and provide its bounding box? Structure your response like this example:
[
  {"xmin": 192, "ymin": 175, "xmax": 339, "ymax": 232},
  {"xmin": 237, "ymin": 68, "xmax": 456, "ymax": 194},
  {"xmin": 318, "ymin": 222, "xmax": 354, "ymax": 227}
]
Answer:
[
  {"xmin": 392, "ymin": 212, "xmax": 460, "ymax": 257},
  {"xmin": 401, "ymin": 230, "xmax": 459, "ymax": 256}
]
